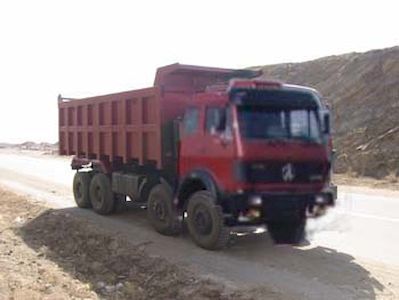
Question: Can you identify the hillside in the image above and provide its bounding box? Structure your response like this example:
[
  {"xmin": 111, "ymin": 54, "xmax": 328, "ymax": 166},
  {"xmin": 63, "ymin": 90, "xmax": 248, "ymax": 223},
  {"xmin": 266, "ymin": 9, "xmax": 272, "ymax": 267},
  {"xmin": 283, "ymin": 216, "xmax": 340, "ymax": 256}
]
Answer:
[{"xmin": 253, "ymin": 46, "xmax": 399, "ymax": 178}]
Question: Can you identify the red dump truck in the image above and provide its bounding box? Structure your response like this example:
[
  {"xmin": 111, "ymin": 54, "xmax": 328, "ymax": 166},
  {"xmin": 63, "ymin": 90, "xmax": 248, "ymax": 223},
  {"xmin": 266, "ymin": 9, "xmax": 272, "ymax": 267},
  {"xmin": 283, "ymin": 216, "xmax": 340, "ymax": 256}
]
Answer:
[{"xmin": 58, "ymin": 63, "xmax": 337, "ymax": 250}]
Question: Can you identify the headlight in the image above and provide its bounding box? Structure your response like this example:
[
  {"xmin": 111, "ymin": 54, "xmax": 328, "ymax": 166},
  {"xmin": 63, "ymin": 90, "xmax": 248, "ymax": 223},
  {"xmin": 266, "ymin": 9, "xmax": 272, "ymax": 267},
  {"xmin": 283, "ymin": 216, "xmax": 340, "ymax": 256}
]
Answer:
[
  {"xmin": 249, "ymin": 195, "xmax": 262, "ymax": 206},
  {"xmin": 315, "ymin": 194, "xmax": 326, "ymax": 204}
]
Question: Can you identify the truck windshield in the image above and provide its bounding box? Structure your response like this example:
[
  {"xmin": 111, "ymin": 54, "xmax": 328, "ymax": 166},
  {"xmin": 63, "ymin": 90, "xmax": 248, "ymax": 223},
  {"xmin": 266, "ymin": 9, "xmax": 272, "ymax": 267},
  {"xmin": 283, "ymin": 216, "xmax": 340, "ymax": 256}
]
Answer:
[{"xmin": 237, "ymin": 106, "xmax": 322, "ymax": 143}]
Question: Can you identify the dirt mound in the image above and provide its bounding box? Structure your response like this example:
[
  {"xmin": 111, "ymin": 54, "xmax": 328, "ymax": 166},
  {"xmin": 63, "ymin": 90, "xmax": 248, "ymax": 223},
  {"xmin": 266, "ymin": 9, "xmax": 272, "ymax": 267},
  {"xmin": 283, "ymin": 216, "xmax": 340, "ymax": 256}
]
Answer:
[
  {"xmin": 20, "ymin": 141, "xmax": 58, "ymax": 153},
  {"xmin": 0, "ymin": 189, "xmax": 96, "ymax": 299},
  {"xmin": 20, "ymin": 211, "xmax": 250, "ymax": 300},
  {"xmin": 0, "ymin": 188, "xmax": 269, "ymax": 300},
  {"xmin": 0, "ymin": 141, "xmax": 58, "ymax": 155},
  {"xmin": 253, "ymin": 46, "xmax": 399, "ymax": 179}
]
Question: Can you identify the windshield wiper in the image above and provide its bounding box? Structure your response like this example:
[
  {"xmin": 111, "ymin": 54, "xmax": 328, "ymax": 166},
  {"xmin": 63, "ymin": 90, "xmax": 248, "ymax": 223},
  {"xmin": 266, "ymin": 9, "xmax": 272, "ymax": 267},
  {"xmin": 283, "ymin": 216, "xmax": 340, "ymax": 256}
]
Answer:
[
  {"xmin": 290, "ymin": 136, "xmax": 321, "ymax": 144},
  {"xmin": 262, "ymin": 137, "xmax": 321, "ymax": 146},
  {"xmin": 263, "ymin": 137, "xmax": 291, "ymax": 145}
]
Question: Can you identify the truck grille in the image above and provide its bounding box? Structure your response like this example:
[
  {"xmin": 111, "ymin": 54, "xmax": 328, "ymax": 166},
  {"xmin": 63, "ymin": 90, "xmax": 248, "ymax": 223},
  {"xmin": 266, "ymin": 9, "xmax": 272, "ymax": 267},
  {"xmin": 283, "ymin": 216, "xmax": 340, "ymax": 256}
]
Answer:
[{"xmin": 237, "ymin": 161, "xmax": 325, "ymax": 184}]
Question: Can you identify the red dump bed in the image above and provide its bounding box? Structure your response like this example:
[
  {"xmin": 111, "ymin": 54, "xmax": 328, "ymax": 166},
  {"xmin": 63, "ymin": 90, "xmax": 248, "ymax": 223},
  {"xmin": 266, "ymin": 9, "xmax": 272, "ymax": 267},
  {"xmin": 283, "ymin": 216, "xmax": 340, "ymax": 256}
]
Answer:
[
  {"xmin": 58, "ymin": 64, "xmax": 240, "ymax": 169},
  {"xmin": 58, "ymin": 87, "xmax": 162, "ymax": 167}
]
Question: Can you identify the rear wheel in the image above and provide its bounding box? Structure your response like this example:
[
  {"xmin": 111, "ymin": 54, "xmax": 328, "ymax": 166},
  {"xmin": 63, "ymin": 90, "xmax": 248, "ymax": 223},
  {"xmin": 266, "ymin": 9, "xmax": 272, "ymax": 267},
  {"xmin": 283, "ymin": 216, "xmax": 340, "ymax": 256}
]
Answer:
[
  {"xmin": 89, "ymin": 173, "xmax": 114, "ymax": 215},
  {"xmin": 267, "ymin": 219, "xmax": 306, "ymax": 244},
  {"xmin": 73, "ymin": 172, "xmax": 92, "ymax": 208},
  {"xmin": 147, "ymin": 184, "xmax": 180, "ymax": 235},
  {"xmin": 187, "ymin": 191, "xmax": 230, "ymax": 250}
]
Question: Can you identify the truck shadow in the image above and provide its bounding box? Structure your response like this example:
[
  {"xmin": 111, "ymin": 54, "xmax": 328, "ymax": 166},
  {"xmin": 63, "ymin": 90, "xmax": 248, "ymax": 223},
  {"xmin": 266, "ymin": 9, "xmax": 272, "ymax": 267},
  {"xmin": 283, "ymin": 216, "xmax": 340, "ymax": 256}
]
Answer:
[
  {"xmin": 17, "ymin": 205, "xmax": 388, "ymax": 300},
  {"xmin": 224, "ymin": 234, "xmax": 386, "ymax": 299}
]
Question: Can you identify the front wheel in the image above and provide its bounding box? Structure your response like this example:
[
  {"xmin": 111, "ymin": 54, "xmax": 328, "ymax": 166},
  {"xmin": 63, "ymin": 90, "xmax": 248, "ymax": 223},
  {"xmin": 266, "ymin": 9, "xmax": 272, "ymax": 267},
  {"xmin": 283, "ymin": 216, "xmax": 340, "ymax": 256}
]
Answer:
[
  {"xmin": 267, "ymin": 219, "xmax": 306, "ymax": 244},
  {"xmin": 187, "ymin": 191, "xmax": 230, "ymax": 250}
]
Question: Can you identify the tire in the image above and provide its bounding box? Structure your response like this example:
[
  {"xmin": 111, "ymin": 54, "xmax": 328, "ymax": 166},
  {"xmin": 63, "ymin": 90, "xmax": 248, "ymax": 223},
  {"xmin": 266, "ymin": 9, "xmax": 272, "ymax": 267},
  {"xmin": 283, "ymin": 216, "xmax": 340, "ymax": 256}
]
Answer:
[
  {"xmin": 73, "ymin": 172, "xmax": 92, "ymax": 208},
  {"xmin": 147, "ymin": 184, "xmax": 181, "ymax": 235},
  {"xmin": 187, "ymin": 191, "xmax": 230, "ymax": 250},
  {"xmin": 89, "ymin": 173, "xmax": 115, "ymax": 215},
  {"xmin": 267, "ymin": 219, "xmax": 306, "ymax": 244},
  {"xmin": 113, "ymin": 193, "xmax": 127, "ymax": 213}
]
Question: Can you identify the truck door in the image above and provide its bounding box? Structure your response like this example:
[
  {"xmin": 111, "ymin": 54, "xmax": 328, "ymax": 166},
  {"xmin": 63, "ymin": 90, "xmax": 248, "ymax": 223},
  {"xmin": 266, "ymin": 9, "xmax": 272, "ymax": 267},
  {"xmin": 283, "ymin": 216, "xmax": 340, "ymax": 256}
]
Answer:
[
  {"xmin": 202, "ymin": 106, "xmax": 235, "ymax": 191},
  {"xmin": 179, "ymin": 106, "xmax": 203, "ymax": 176}
]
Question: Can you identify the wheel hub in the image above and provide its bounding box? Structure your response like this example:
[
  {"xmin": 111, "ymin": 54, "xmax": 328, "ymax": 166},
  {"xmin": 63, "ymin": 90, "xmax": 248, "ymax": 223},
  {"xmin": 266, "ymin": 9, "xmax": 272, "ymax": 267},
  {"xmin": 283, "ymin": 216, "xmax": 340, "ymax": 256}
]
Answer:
[
  {"xmin": 93, "ymin": 186, "xmax": 103, "ymax": 206},
  {"xmin": 154, "ymin": 199, "xmax": 167, "ymax": 222},
  {"xmin": 193, "ymin": 206, "xmax": 212, "ymax": 235},
  {"xmin": 76, "ymin": 182, "xmax": 83, "ymax": 198}
]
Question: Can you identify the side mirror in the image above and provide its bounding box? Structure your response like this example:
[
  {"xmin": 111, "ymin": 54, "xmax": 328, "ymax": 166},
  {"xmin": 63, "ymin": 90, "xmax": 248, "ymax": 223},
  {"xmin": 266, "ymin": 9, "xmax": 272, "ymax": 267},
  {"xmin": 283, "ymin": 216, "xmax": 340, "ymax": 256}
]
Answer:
[
  {"xmin": 322, "ymin": 111, "xmax": 331, "ymax": 134},
  {"xmin": 174, "ymin": 116, "xmax": 183, "ymax": 138},
  {"xmin": 219, "ymin": 127, "xmax": 233, "ymax": 145},
  {"xmin": 209, "ymin": 126, "xmax": 218, "ymax": 136}
]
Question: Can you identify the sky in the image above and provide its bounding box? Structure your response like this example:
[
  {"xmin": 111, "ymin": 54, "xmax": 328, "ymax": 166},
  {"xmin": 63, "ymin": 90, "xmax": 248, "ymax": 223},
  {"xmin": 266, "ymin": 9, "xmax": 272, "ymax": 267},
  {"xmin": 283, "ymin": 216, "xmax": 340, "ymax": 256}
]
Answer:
[{"xmin": 0, "ymin": 0, "xmax": 398, "ymax": 143}]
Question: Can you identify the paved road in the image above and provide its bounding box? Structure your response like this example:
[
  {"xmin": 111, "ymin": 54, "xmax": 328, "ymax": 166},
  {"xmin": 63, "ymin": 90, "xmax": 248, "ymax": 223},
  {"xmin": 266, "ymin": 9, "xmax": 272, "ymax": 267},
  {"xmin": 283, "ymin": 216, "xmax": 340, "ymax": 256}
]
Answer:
[{"xmin": 0, "ymin": 150, "xmax": 398, "ymax": 299}]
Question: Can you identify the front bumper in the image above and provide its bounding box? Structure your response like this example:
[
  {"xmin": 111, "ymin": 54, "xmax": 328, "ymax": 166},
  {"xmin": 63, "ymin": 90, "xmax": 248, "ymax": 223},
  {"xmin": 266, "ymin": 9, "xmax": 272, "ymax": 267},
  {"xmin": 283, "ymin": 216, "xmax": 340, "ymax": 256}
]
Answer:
[
  {"xmin": 222, "ymin": 186, "xmax": 336, "ymax": 226},
  {"xmin": 324, "ymin": 183, "xmax": 338, "ymax": 203}
]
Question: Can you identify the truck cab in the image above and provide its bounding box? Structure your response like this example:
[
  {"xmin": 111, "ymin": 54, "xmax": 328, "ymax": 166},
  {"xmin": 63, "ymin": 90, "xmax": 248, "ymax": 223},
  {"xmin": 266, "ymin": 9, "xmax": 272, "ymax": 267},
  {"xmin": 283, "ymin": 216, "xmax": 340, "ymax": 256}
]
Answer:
[{"xmin": 177, "ymin": 79, "xmax": 336, "ymax": 246}]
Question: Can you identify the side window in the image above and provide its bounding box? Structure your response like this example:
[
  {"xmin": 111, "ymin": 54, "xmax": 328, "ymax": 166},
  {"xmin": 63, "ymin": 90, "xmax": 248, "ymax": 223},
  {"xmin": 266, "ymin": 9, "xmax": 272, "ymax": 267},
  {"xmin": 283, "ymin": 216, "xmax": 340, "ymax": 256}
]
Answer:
[
  {"xmin": 183, "ymin": 107, "xmax": 199, "ymax": 135},
  {"xmin": 205, "ymin": 107, "xmax": 226, "ymax": 134},
  {"xmin": 225, "ymin": 106, "xmax": 233, "ymax": 139}
]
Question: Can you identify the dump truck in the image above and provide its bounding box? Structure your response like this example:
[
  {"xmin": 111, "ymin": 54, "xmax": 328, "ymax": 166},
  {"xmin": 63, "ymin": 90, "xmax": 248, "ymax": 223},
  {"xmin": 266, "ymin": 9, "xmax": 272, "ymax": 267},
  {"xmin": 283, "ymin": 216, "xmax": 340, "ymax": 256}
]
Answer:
[{"xmin": 58, "ymin": 63, "xmax": 337, "ymax": 250}]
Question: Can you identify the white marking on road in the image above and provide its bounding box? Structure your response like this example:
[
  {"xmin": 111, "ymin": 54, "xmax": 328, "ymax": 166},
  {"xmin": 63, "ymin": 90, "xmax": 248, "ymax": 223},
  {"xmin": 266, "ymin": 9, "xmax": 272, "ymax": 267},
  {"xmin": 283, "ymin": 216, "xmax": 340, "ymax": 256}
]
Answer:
[{"xmin": 338, "ymin": 210, "xmax": 399, "ymax": 223}]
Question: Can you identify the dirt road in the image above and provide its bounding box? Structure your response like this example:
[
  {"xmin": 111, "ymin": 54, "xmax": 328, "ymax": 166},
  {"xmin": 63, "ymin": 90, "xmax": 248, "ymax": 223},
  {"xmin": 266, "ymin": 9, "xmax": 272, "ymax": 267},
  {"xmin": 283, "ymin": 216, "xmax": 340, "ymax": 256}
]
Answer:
[
  {"xmin": 1, "ymin": 149, "xmax": 399, "ymax": 299},
  {"xmin": 2, "ymin": 188, "xmax": 270, "ymax": 299}
]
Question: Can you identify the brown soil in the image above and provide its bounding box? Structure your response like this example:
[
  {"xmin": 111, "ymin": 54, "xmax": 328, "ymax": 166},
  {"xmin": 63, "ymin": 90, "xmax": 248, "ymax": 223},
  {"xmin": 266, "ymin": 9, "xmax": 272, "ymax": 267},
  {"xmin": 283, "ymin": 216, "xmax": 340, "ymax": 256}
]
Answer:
[
  {"xmin": 334, "ymin": 173, "xmax": 399, "ymax": 192},
  {"xmin": 0, "ymin": 191, "xmax": 96, "ymax": 300},
  {"xmin": 252, "ymin": 46, "xmax": 399, "ymax": 179},
  {"xmin": 0, "ymin": 188, "xmax": 279, "ymax": 300}
]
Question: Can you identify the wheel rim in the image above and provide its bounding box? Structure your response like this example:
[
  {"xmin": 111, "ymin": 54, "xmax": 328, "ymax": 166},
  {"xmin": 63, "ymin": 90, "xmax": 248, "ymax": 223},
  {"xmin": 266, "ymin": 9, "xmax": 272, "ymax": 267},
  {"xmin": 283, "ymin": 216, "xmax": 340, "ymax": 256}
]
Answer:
[
  {"xmin": 193, "ymin": 204, "xmax": 212, "ymax": 235},
  {"xmin": 75, "ymin": 181, "xmax": 83, "ymax": 199},
  {"xmin": 93, "ymin": 185, "xmax": 103, "ymax": 208},
  {"xmin": 152, "ymin": 197, "xmax": 168, "ymax": 223}
]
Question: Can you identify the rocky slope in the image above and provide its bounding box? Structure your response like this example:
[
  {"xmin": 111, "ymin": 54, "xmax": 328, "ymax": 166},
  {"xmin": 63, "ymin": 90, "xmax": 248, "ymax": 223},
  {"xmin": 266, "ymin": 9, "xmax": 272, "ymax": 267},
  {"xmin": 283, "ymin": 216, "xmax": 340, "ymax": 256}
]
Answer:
[{"xmin": 253, "ymin": 46, "xmax": 399, "ymax": 178}]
